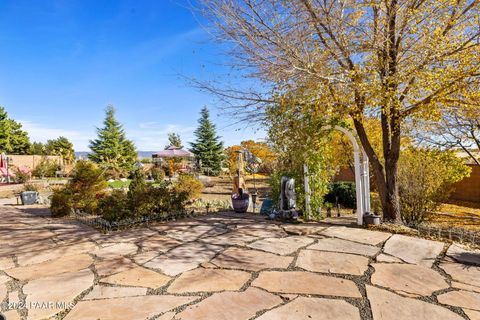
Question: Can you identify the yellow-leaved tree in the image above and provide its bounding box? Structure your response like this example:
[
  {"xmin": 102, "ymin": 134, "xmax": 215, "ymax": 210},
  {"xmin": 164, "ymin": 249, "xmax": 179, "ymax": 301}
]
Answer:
[{"xmin": 197, "ymin": 0, "xmax": 480, "ymax": 223}]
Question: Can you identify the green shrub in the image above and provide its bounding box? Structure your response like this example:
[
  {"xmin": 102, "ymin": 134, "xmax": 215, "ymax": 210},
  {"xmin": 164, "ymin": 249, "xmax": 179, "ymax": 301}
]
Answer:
[
  {"xmin": 150, "ymin": 167, "xmax": 165, "ymax": 182},
  {"xmin": 50, "ymin": 161, "xmax": 107, "ymax": 216},
  {"xmin": 324, "ymin": 182, "xmax": 356, "ymax": 208},
  {"xmin": 51, "ymin": 188, "xmax": 74, "ymax": 217},
  {"xmin": 398, "ymin": 148, "xmax": 471, "ymax": 226},
  {"xmin": 174, "ymin": 174, "xmax": 204, "ymax": 201},
  {"xmin": 98, "ymin": 190, "xmax": 130, "ymax": 221}
]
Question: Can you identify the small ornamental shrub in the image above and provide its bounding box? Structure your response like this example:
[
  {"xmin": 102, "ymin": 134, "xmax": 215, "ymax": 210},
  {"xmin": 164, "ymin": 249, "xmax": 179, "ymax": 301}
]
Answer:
[
  {"xmin": 15, "ymin": 167, "xmax": 31, "ymax": 183},
  {"xmin": 51, "ymin": 188, "xmax": 74, "ymax": 217},
  {"xmin": 174, "ymin": 174, "xmax": 204, "ymax": 201},
  {"xmin": 98, "ymin": 190, "xmax": 130, "ymax": 221},
  {"xmin": 50, "ymin": 161, "xmax": 107, "ymax": 216},
  {"xmin": 150, "ymin": 166, "xmax": 165, "ymax": 182}
]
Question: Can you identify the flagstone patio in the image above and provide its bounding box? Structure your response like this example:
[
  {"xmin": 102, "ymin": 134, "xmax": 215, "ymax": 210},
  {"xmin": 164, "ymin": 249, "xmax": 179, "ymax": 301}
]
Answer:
[{"xmin": 0, "ymin": 205, "xmax": 479, "ymax": 320}]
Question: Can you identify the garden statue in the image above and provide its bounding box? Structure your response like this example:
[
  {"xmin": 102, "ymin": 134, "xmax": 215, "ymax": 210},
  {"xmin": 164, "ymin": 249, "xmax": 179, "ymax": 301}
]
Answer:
[{"xmin": 279, "ymin": 176, "xmax": 298, "ymax": 220}]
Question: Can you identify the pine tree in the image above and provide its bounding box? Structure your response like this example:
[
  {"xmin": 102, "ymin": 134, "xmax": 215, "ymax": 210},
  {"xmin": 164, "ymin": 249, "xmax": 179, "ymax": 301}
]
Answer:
[
  {"xmin": 0, "ymin": 106, "xmax": 30, "ymax": 154},
  {"xmin": 165, "ymin": 133, "xmax": 183, "ymax": 149},
  {"xmin": 89, "ymin": 105, "xmax": 137, "ymax": 177},
  {"xmin": 190, "ymin": 107, "xmax": 225, "ymax": 175}
]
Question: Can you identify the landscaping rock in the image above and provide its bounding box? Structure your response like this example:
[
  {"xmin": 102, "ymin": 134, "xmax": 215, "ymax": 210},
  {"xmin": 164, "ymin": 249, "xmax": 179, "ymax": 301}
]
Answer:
[
  {"xmin": 371, "ymin": 263, "xmax": 449, "ymax": 296},
  {"xmin": 64, "ymin": 295, "xmax": 199, "ymax": 320},
  {"xmin": 296, "ymin": 250, "xmax": 369, "ymax": 275},
  {"xmin": 168, "ymin": 268, "xmax": 251, "ymax": 293},
  {"xmin": 247, "ymin": 236, "xmax": 314, "ymax": 255},
  {"xmin": 256, "ymin": 297, "xmax": 361, "ymax": 320},
  {"xmin": 308, "ymin": 237, "xmax": 380, "ymax": 256},
  {"xmin": 100, "ymin": 266, "xmax": 171, "ymax": 289},
  {"xmin": 252, "ymin": 271, "xmax": 361, "ymax": 297},
  {"xmin": 210, "ymin": 247, "xmax": 293, "ymax": 271},
  {"xmin": 437, "ymin": 290, "xmax": 480, "ymax": 311},
  {"xmin": 174, "ymin": 287, "xmax": 282, "ymax": 320},
  {"xmin": 367, "ymin": 285, "xmax": 463, "ymax": 320},
  {"xmin": 383, "ymin": 234, "xmax": 444, "ymax": 267},
  {"xmin": 320, "ymin": 226, "xmax": 391, "ymax": 245}
]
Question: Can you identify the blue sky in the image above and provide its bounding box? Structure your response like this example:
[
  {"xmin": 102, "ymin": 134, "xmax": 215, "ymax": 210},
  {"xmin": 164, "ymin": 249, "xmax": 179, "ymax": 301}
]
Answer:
[{"xmin": 0, "ymin": 0, "xmax": 265, "ymax": 151}]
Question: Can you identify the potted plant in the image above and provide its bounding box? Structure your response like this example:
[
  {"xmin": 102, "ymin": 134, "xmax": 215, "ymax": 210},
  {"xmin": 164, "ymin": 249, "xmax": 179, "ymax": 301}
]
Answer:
[{"xmin": 21, "ymin": 183, "xmax": 39, "ymax": 205}]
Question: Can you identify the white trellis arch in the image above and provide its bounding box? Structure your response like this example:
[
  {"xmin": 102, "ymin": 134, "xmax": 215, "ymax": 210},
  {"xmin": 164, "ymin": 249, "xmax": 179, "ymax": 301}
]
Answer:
[{"xmin": 305, "ymin": 125, "xmax": 371, "ymax": 225}]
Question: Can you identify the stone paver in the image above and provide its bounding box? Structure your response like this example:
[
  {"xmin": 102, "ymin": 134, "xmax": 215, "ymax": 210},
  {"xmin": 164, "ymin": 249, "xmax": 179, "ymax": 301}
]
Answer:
[
  {"xmin": 101, "ymin": 266, "xmax": 171, "ymax": 289},
  {"xmin": 308, "ymin": 237, "xmax": 380, "ymax": 256},
  {"xmin": 64, "ymin": 295, "xmax": 199, "ymax": 320},
  {"xmin": 451, "ymin": 281, "xmax": 480, "ymax": 293},
  {"xmin": 16, "ymin": 241, "xmax": 97, "ymax": 266},
  {"xmin": 252, "ymin": 271, "xmax": 361, "ymax": 297},
  {"xmin": 93, "ymin": 242, "xmax": 138, "ymax": 258},
  {"xmin": 24, "ymin": 268, "xmax": 94, "ymax": 320},
  {"xmin": 437, "ymin": 290, "xmax": 480, "ymax": 311},
  {"xmin": 94, "ymin": 256, "xmax": 138, "ymax": 277},
  {"xmin": 136, "ymin": 234, "xmax": 182, "ymax": 253},
  {"xmin": 84, "ymin": 285, "xmax": 148, "ymax": 300},
  {"xmin": 446, "ymin": 244, "xmax": 480, "ymax": 266},
  {"xmin": 375, "ymin": 253, "xmax": 403, "ymax": 263},
  {"xmin": 465, "ymin": 309, "xmax": 480, "ymax": 320},
  {"xmin": 210, "ymin": 247, "xmax": 293, "ymax": 271},
  {"xmin": 320, "ymin": 226, "xmax": 391, "ymax": 245},
  {"xmin": 367, "ymin": 285, "xmax": 463, "ymax": 320},
  {"xmin": 439, "ymin": 261, "xmax": 480, "ymax": 288},
  {"xmin": 247, "ymin": 236, "xmax": 314, "ymax": 255},
  {"xmin": 371, "ymin": 263, "xmax": 449, "ymax": 296},
  {"xmin": 256, "ymin": 297, "xmax": 361, "ymax": 320},
  {"xmin": 383, "ymin": 234, "xmax": 444, "ymax": 267},
  {"xmin": 199, "ymin": 230, "xmax": 260, "ymax": 246},
  {"xmin": 282, "ymin": 224, "xmax": 327, "ymax": 235},
  {"xmin": 168, "ymin": 268, "xmax": 251, "ymax": 293},
  {"xmin": 0, "ymin": 256, "xmax": 15, "ymax": 270},
  {"xmin": 5, "ymin": 253, "xmax": 93, "ymax": 281},
  {"xmin": 166, "ymin": 225, "xmax": 228, "ymax": 242},
  {"xmin": 296, "ymin": 250, "xmax": 369, "ymax": 275},
  {"xmin": 1, "ymin": 310, "xmax": 21, "ymax": 320},
  {"xmin": 174, "ymin": 287, "xmax": 282, "ymax": 320},
  {"xmin": 144, "ymin": 242, "xmax": 224, "ymax": 276}
]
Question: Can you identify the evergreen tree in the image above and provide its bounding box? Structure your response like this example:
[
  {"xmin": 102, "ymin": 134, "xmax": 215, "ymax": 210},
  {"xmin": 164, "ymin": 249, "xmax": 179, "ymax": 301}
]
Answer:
[
  {"xmin": 0, "ymin": 106, "xmax": 30, "ymax": 154},
  {"xmin": 46, "ymin": 136, "xmax": 76, "ymax": 164},
  {"xmin": 190, "ymin": 107, "xmax": 224, "ymax": 175},
  {"xmin": 29, "ymin": 142, "xmax": 47, "ymax": 155},
  {"xmin": 89, "ymin": 105, "xmax": 137, "ymax": 177},
  {"xmin": 165, "ymin": 133, "xmax": 183, "ymax": 149}
]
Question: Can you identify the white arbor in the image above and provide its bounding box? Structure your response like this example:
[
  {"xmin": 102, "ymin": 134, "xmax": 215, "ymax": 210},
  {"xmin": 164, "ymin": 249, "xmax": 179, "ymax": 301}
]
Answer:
[{"xmin": 305, "ymin": 126, "xmax": 371, "ymax": 225}]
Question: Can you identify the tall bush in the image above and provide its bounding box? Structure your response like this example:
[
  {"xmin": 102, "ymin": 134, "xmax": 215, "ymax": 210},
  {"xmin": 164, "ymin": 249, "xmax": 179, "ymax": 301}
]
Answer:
[
  {"xmin": 398, "ymin": 148, "xmax": 471, "ymax": 225},
  {"xmin": 50, "ymin": 161, "xmax": 107, "ymax": 217}
]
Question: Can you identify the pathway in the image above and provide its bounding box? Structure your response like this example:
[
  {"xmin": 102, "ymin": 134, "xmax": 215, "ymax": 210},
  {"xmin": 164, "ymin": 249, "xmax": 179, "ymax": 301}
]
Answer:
[{"xmin": 0, "ymin": 205, "xmax": 479, "ymax": 320}]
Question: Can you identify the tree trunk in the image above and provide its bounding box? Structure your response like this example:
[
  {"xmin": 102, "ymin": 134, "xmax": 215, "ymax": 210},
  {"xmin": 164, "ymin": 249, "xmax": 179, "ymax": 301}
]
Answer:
[{"xmin": 353, "ymin": 117, "xmax": 403, "ymax": 224}]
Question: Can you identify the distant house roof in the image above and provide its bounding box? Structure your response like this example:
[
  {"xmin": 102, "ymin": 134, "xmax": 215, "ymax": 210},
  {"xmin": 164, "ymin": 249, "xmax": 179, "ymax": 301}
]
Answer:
[{"xmin": 152, "ymin": 146, "xmax": 194, "ymax": 158}]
